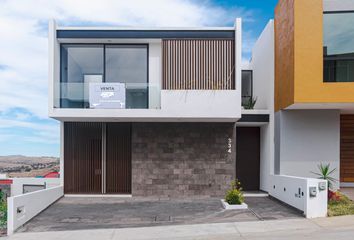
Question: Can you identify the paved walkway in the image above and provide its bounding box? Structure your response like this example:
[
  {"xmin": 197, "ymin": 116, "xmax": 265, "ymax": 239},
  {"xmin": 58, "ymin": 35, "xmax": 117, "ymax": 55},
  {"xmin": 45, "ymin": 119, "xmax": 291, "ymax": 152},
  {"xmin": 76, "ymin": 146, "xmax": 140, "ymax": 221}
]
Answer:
[
  {"xmin": 6, "ymin": 215, "xmax": 354, "ymax": 240},
  {"xmin": 18, "ymin": 196, "xmax": 301, "ymax": 232}
]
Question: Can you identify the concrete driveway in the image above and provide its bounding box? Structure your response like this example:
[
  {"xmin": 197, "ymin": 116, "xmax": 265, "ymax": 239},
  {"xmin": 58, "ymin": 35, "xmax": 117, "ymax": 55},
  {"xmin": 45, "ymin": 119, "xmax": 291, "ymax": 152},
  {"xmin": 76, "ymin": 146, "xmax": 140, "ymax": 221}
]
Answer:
[
  {"xmin": 18, "ymin": 196, "xmax": 302, "ymax": 233},
  {"xmin": 8, "ymin": 216, "xmax": 354, "ymax": 240}
]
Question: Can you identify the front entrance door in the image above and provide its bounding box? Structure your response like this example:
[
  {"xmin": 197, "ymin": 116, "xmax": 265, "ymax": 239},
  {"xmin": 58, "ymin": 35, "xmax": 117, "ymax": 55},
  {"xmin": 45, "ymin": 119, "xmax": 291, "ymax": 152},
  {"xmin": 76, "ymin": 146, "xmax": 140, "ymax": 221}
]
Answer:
[
  {"xmin": 236, "ymin": 127, "xmax": 260, "ymax": 191},
  {"xmin": 340, "ymin": 115, "xmax": 354, "ymax": 184},
  {"xmin": 64, "ymin": 122, "xmax": 131, "ymax": 194}
]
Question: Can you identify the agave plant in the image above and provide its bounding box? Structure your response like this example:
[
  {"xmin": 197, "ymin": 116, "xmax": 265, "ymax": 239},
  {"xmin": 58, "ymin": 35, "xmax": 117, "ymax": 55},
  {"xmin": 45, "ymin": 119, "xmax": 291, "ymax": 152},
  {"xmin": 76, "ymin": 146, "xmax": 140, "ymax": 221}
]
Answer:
[
  {"xmin": 243, "ymin": 97, "xmax": 257, "ymax": 109},
  {"xmin": 311, "ymin": 163, "xmax": 337, "ymax": 189}
]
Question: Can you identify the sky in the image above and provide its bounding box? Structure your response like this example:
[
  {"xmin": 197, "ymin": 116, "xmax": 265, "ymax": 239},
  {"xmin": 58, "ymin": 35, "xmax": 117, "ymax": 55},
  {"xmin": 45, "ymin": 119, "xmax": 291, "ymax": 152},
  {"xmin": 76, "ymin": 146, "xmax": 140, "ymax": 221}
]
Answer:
[{"xmin": 0, "ymin": 0, "xmax": 278, "ymax": 157}]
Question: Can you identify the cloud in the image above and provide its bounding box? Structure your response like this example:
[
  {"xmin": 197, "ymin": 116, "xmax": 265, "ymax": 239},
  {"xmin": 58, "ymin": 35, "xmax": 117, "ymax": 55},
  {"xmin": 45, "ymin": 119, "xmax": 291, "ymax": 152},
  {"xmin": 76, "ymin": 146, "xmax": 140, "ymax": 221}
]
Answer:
[
  {"xmin": 0, "ymin": 109, "xmax": 59, "ymax": 145},
  {"xmin": 0, "ymin": 0, "xmax": 254, "ymax": 156},
  {"xmin": 0, "ymin": 0, "xmax": 253, "ymax": 117}
]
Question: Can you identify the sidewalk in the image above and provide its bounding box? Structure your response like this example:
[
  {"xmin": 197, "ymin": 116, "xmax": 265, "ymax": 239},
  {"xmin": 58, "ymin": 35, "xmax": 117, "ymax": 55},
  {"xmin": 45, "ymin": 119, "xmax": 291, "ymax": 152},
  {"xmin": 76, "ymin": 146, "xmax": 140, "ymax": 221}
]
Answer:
[{"xmin": 5, "ymin": 215, "xmax": 354, "ymax": 240}]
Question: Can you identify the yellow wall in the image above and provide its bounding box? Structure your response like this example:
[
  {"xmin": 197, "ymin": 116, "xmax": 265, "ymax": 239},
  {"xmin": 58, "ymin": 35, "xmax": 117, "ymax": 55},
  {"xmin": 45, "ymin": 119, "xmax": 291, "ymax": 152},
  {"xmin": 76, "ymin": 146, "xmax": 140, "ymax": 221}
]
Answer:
[{"xmin": 275, "ymin": 0, "xmax": 354, "ymax": 111}]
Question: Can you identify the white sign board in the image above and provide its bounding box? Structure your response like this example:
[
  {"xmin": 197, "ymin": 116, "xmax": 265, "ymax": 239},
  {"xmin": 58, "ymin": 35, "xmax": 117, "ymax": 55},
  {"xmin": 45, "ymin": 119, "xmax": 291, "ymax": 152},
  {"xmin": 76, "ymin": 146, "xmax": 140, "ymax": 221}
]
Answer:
[{"xmin": 89, "ymin": 83, "xmax": 125, "ymax": 109}]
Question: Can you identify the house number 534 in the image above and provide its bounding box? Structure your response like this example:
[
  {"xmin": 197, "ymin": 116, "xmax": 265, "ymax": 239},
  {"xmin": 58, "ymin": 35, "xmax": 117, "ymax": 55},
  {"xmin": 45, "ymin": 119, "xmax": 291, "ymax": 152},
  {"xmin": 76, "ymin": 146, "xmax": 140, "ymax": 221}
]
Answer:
[{"xmin": 228, "ymin": 138, "xmax": 232, "ymax": 153}]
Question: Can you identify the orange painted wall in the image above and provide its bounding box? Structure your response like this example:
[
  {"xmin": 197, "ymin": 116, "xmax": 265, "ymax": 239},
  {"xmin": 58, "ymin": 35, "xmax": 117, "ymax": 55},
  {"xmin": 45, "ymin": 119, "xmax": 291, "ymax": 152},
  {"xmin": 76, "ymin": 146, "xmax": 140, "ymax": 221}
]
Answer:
[{"xmin": 274, "ymin": 0, "xmax": 354, "ymax": 111}]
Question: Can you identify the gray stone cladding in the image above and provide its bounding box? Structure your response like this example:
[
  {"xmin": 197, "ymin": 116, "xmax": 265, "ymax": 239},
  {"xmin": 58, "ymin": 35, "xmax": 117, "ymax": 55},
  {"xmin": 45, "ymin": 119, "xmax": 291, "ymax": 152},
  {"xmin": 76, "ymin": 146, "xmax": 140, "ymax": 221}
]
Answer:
[{"xmin": 132, "ymin": 123, "xmax": 236, "ymax": 198}]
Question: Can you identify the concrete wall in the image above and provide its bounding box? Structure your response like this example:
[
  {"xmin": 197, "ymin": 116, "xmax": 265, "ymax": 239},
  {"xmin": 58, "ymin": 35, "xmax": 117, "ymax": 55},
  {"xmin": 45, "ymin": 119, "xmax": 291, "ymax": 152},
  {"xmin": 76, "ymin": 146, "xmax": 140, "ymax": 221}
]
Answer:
[
  {"xmin": 249, "ymin": 20, "xmax": 275, "ymax": 192},
  {"xmin": 269, "ymin": 175, "xmax": 328, "ymax": 218},
  {"xmin": 131, "ymin": 123, "xmax": 235, "ymax": 197},
  {"xmin": 276, "ymin": 110, "xmax": 340, "ymax": 189},
  {"xmin": 7, "ymin": 186, "xmax": 63, "ymax": 235},
  {"xmin": 11, "ymin": 178, "xmax": 60, "ymax": 196},
  {"xmin": 251, "ymin": 20, "xmax": 274, "ymax": 111},
  {"xmin": 148, "ymin": 42, "xmax": 162, "ymax": 109}
]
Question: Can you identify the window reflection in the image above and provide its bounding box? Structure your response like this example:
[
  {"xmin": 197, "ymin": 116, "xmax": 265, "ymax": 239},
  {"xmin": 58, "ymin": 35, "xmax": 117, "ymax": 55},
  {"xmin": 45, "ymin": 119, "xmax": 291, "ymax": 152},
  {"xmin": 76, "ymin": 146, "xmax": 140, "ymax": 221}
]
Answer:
[
  {"xmin": 324, "ymin": 12, "xmax": 354, "ymax": 82},
  {"xmin": 60, "ymin": 44, "xmax": 148, "ymax": 108}
]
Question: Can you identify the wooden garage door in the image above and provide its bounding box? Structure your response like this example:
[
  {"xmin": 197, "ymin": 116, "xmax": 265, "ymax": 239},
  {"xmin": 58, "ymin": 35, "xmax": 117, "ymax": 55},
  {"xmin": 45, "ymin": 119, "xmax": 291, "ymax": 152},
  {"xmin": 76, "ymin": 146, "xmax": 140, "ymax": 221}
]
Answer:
[
  {"xmin": 106, "ymin": 123, "xmax": 132, "ymax": 194},
  {"xmin": 64, "ymin": 122, "xmax": 102, "ymax": 194},
  {"xmin": 341, "ymin": 115, "xmax": 354, "ymax": 183}
]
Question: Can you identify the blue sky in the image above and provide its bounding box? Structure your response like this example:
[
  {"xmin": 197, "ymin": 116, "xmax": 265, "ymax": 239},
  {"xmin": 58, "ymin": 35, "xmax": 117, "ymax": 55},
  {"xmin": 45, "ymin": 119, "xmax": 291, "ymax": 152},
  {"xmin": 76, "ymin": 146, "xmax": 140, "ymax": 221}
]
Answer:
[{"xmin": 0, "ymin": 0, "xmax": 278, "ymax": 157}]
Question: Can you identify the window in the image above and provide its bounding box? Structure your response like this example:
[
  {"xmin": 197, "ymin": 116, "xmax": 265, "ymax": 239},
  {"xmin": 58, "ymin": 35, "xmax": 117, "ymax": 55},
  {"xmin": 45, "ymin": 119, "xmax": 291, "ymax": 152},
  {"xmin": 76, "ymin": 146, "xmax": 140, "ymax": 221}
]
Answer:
[
  {"xmin": 241, "ymin": 70, "xmax": 253, "ymax": 106},
  {"xmin": 105, "ymin": 45, "xmax": 148, "ymax": 108},
  {"xmin": 60, "ymin": 44, "xmax": 148, "ymax": 108},
  {"xmin": 60, "ymin": 45, "xmax": 104, "ymax": 108},
  {"xmin": 323, "ymin": 12, "xmax": 354, "ymax": 82}
]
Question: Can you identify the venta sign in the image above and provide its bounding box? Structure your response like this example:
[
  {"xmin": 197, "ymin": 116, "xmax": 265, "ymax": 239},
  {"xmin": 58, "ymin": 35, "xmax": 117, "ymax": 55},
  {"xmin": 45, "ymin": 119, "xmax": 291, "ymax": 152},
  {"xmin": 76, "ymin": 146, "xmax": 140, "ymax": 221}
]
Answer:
[{"xmin": 89, "ymin": 83, "xmax": 126, "ymax": 109}]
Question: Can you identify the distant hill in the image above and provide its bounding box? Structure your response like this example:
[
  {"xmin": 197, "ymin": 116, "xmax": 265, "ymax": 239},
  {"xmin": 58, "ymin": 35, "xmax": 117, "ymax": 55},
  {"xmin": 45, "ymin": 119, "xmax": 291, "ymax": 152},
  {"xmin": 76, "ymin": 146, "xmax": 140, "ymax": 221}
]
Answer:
[{"xmin": 0, "ymin": 155, "xmax": 59, "ymax": 178}]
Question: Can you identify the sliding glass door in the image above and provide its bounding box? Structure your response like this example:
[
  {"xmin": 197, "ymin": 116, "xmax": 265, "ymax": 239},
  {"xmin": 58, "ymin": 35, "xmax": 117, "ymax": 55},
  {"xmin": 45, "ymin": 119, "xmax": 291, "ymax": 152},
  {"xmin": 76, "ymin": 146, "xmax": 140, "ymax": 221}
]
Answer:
[{"xmin": 60, "ymin": 44, "xmax": 148, "ymax": 108}]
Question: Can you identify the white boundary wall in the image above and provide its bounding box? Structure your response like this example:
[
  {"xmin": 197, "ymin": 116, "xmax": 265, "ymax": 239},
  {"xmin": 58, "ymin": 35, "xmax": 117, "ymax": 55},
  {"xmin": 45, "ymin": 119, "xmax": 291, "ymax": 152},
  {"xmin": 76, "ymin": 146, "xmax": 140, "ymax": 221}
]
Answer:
[
  {"xmin": 7, "ymin": 185, "xmax": 63, "ymax": 235},
  {"xmin": 269, "ymin": 175, "xmax": 328, "ymax": 218},
  {"xmin": 10, "ymin": 178, "xmax": 60, "ymax": 196},
  {"xmin": 249, "ymin": 20, "xmax": 275, "ymax": 192}
]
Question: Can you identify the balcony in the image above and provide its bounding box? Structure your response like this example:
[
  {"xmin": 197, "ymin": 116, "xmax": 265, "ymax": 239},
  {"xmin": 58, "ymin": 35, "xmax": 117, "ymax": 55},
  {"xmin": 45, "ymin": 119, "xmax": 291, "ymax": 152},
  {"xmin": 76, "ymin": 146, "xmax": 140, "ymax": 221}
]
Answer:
[
  {"xmin": 49, "ymin": 38, "xmax": 241, "ymax": 121},
  {"xmin": 50, "ymin": 81, "xmax": 240, "ymax": 122},
  {"xmin": 54, "ymin": 82, "xmax": 161, "ymax": 110}
]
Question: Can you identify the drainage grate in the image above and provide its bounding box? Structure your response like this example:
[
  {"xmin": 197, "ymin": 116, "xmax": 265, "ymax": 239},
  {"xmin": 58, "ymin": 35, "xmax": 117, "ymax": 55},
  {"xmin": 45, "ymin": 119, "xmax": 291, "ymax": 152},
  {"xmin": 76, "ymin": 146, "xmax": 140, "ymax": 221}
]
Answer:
[{"xmin": 154, "ymin": 215, "xmax": 172, "ymax": 222}]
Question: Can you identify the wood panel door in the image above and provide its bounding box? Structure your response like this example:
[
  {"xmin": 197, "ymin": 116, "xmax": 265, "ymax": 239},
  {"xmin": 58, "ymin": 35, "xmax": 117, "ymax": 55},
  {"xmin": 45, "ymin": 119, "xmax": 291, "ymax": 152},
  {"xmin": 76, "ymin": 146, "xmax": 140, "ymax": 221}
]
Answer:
[
  {"xmin": 64, "ymin": 122, "xmax": 102, "ymax": 194},
  {"xmin": 236, "ymin": 127, "xmax": 260, "ymax": 191},
  {"xmin": 105, "ymin": 123, "xmax": 132, "ymax": 194},
  {"xmin": 341, "ymin": 115, "xmax": 354, "ymax": 183}
]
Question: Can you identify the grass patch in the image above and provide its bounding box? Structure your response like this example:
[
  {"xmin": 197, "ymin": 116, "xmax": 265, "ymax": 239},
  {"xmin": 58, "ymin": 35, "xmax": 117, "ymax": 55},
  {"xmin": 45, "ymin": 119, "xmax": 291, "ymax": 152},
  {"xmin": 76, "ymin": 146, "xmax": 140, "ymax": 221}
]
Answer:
[{"xmin": 328, "ymin": 192, "xmax": 354, "ymax": 217}]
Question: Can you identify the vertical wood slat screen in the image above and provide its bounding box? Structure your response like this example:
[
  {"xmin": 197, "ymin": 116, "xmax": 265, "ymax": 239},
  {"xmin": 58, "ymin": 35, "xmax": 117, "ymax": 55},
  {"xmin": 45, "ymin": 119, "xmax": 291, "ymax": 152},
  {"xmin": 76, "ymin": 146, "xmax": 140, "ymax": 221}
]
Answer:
[
  {"xmin": 64, "ymin": 122, "xmax": 102, "ymax": 194},
  {"xmin": 162, "ymin": 39, "xmax": 235, "ymax": 90},
  {"xmin": 106, "ymin": 123, "xmax": 132, "ymax": 194}
]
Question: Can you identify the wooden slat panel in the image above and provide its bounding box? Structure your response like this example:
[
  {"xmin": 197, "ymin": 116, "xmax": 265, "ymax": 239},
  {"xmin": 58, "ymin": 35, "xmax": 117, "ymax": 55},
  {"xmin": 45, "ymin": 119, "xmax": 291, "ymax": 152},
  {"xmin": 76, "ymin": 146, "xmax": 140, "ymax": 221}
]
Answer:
[
  {"xmin": 106, "ymin": 123, "xmax": 132, "ymax": 194},
  {"xmin": 341, "ymin": 115, "xmax": 354, "ymax": 182},
  {"xmin": 162, "ymin": 39, "xmax": 235, "ymax": 90},
  {"xmin": 64, "ymin": 122, "xmax": 102, "ymax": 194}
]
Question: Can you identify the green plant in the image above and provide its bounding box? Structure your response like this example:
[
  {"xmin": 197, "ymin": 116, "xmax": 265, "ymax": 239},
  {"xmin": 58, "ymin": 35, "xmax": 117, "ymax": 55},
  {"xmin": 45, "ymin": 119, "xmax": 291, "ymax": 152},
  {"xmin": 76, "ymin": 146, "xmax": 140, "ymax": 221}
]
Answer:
[
  {"xmin": 311, "ymin": 163, "xmax": 337, "ymax": 190},
  {"xmin": 0, "ymin": 191, "xmax": 6, "ymax": 227},
  {"xmin": 243, "ymin": 97, "xmax": 257, "ymax": 109},
  {"xmin": 0, "ymin": 201, "xmax": 6, "ymax": 227},
  {"xmin": 225, "ymin": 179, "xmax": 244, "ymax": 205},
  {"xmin": 328, "ymin": 192, "xmax": 354, "ymax": 217}
]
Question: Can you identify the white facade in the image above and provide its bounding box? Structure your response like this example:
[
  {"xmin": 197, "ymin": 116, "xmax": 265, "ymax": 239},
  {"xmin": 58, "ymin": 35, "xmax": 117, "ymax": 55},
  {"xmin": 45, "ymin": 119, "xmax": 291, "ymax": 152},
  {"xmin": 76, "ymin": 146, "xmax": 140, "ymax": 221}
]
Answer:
[
  {"xmin": 48, "ymin": 20, "xmax": 243, "ymax": 122},
  {"xmin": 7, "ymin": 186, "xmax": 63, "ymax": 235},
  {"xmin": 275, "ymin": 110, "xmax": 340, "ymax": 189},
  {"xmin": 241, "ymin": 20, "xmax": 275, "ymax": 192}
]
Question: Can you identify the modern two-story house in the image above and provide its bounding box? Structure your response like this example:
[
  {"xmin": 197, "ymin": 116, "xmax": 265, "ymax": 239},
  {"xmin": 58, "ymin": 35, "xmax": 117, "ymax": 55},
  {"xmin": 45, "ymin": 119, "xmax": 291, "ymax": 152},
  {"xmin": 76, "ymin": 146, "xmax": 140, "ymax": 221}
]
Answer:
[
  {"xmin": 48, "ymin": 19, "xmax": 272, "ymax": 197},
  {"xmin": 48, "ymin": 0, "xmax": 354, "ymax": 198}
]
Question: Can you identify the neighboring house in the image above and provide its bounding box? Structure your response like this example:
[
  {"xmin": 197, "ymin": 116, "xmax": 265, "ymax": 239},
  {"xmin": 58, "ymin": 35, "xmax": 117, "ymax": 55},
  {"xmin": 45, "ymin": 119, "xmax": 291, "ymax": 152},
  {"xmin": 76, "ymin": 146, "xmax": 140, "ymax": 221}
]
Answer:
[
  {"xmin": 43, "ymin": 172, "xmax": 59, "ymax": 178},
  {"xmin": 48, "ymin": 0, "xmax": 354, "ymax": 197},
  {"xmin": 272, "ymin": 0, "xmax": 354, "ymax": 189}
]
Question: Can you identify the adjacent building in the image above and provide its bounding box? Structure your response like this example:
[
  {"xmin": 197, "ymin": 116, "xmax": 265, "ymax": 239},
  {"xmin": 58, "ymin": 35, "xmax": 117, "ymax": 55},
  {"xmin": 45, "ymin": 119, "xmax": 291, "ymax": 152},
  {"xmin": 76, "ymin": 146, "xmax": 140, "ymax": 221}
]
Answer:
[{"xmin": 273, "ymin": 0, "xmax": 354, "ymax": 189}]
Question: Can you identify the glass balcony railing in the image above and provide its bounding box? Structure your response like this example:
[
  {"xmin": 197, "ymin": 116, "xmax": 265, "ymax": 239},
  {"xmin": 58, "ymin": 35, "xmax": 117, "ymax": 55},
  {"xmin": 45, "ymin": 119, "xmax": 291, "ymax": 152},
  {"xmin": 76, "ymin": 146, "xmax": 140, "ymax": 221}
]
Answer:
[{"xmin": 54, "ymin": 82, "xmax": 161, "ymax": 109}]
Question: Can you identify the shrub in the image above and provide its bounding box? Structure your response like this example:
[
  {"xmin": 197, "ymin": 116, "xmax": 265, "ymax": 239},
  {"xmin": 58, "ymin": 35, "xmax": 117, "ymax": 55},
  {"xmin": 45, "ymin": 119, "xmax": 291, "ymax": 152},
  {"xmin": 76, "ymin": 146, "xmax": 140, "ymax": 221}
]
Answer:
[
  {"xmin": 328, "ymin": 190, "xmax": 341, "ymax": 201},
  {"xmin": 225, "ymin": 179, "xmax": 244, "ymax": 205},
  {"xmin": 311, "ymin": 163, "xmax": 337, "ymax": 191}
]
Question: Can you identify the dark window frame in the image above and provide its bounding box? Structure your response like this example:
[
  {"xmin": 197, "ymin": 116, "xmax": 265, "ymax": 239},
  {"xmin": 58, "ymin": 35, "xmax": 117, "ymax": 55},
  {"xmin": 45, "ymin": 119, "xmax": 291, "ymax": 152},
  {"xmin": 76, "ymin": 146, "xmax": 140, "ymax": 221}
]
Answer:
[
  {"xmin": 241, "ymin": 70, "xmax": 253, "ymax": 106},
  {"xmin": 323, "ymin": 11, "xmax": 354, "ymax": 83},
  {"xmin": 59, "ymin": 43, "xmax": 149, "ymax": 108}
]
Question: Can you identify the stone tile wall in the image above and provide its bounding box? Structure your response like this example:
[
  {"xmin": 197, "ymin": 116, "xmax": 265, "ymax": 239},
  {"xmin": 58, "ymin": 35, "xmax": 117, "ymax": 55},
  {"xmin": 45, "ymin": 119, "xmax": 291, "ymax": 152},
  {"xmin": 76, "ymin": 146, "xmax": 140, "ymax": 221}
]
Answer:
[{"xmin": 132, "ymin": 123, "xmax": 236, "ymax": 197}]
